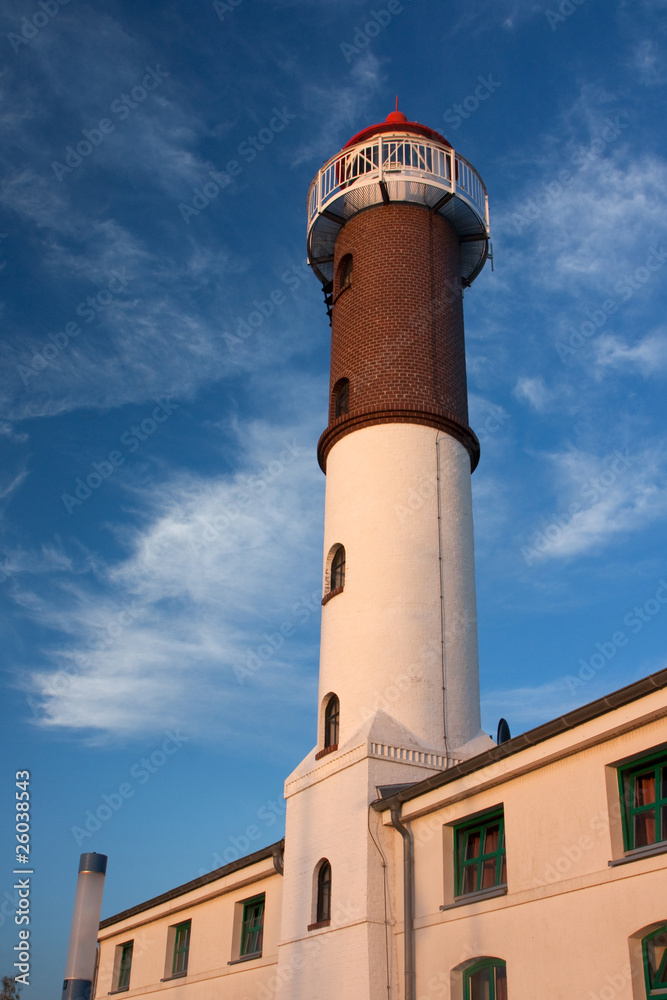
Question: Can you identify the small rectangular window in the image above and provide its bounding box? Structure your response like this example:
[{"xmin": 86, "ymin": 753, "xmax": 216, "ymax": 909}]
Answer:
[
  {"xmin": 172, "ymin": 921, "xmax": 191, "ymax": 977},
  {"xmin": 455, "ymin": 810, "xmax": 507, "ymax": 897},
  {"xmin": 118, "ymin": 942, "xmax": 133, "ymax": 989},
  {"xmin": 112, "ymin": 941, "xmax": 133, "ymax": 992},
  {"xmin": 618, "ymin": 749, "xmax": 667, "ymax": 852},
  {"xmin": 240, "ymin": 896, "xmax": 264, "ymax": 958}
]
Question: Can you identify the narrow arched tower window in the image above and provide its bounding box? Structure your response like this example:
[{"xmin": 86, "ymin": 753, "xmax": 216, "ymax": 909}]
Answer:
[
  {"xmin": 324, "ymin": 695, "xmax": 339, "ymax": 748},
  {"xmin": 339, "ymin": 254, "xmax": 353, "ymax": 290},
  {"xmin": 330, "ymin": 545, "xmax": 345, "ymax": 590},
  {"xmin": 333, "ymin": 378, "xmax": 350, "ymax": 417},
  {"xmin": 316, "ymin": 861, "xmax": 332, "ymax": 923}
]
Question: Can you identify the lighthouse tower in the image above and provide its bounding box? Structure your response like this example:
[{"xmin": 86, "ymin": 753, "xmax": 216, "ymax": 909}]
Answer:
[{"xmin": 276, "ymin": 107, "xmax": 493, "ymax": 1000}]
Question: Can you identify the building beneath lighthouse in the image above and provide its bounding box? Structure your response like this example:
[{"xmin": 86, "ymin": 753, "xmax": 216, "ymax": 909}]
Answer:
[{"xmin": 90, "ymin": 109, "xmax": 667, "ymax": 1000}]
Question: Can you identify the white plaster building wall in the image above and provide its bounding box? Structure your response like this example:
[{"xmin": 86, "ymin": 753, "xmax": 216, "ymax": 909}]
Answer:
[
  {"xmin": 412, "ymin": 875, "xmax": 665, "ymax": 1000},
  {"xmin": 277, "ymin": 744, "xmax": 448, "ymax": 1000},
  {"xmin": 381, "ymin": 699, "xmax": 667, "ymax": 1000},
  {"xmin": 94, "ymin": 864, "xmax": 282, "ymax": 999},
  {"xmin": 319, "ymin": 424, "xmax": 483, "ymax": 756}
]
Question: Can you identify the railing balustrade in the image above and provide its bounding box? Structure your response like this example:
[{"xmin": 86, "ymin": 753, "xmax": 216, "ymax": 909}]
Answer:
[{"xmin": 307, "ymin": 133, "xmax": 488, "ymax": 233}]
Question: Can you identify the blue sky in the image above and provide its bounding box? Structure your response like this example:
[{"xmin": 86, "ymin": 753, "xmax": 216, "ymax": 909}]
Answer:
[{"xmin": 1, "ymin": 0, "xmax": 666, "ymax": 991}]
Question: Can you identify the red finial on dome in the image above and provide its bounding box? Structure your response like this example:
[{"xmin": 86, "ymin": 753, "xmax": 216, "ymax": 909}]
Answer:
[
  {"xmin": 385, "ymin": 95, "xmax": 407, "ymax": 124},
  {"xmin": 343, "ymin": 101, "xmax": 451, "ymax": 150}
]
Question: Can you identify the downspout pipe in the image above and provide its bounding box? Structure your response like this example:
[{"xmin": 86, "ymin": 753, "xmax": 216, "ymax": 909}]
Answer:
[
  {"xmin": 271, "ymin": 843, "xmax": 284, "ymax": 876},
  {"xmin": 390, "ymin": 806, "xmax": 415, "ymax": 1000}
]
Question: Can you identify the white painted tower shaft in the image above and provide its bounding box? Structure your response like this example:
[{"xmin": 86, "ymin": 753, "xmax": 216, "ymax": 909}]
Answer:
[{"xmin": 319, "ymin": 424, "xmax": 483, "ymax": 757}]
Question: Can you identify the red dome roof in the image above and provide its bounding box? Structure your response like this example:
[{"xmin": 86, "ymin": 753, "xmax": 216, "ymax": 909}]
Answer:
[{"xmin": 343, "ymin": 106, "xmax": 451, "ymax": 150}]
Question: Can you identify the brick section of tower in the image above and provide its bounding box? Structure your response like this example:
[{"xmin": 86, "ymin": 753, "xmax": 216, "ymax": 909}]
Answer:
[{"xmin": 317, "ymin": 202, "xmax": 480, "ymax": 472}]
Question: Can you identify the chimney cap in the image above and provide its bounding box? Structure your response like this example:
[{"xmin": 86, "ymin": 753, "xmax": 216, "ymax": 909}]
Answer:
[{"xmin": 79, "ymin": 852, "xmax": 107, "ymax": 874}]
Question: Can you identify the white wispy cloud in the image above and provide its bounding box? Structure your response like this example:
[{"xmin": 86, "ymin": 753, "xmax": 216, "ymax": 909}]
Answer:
[
  {"xmin": 293, "ymin": 54, "xmax": 383, "ymax": 166},
  {"xmin": 629, "ymin": 38, "xmax": 667, "ymax": 86},
  {"xmin": 0, "ymin": 468, "xmax": 29, "ymax": 502},
  {"xmin": 494, "ymin": 82, "xmax": 667, "ymax": 302},
  {"xmin": 520, "ymin": 444, "xmax": 667, "ymax": 562},
  {"xmin": 594, "ymin": 331, "xmax": 667, "ymax": 375},
  {"xmin": 14, "ymin": 417, "xmax": 325, "ymax": 744},
  {"xmin": 512, "ymin": 376, "xmax": 554, "ymax": 412},
  {"xmin": 448, "ymin": 0, "xmax": 544, "ymax": 36},
  {"xmin": 0, "ymin": 421, "xmax": 28, "ymax": 443}
]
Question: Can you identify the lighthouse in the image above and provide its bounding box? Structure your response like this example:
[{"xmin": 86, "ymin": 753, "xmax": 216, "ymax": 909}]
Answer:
[{"xmin": 275, "ymin": 106, "xmax": 493, "ymax": 1000}]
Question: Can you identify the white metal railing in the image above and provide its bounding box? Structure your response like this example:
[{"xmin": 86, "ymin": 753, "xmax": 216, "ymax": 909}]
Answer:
[{"xmin": 308, "ymin": 133, "xmax": 488, "ymax": 232}]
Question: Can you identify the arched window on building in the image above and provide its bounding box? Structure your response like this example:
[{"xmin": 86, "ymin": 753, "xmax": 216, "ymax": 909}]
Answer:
[
  {"xmin": 333, "ymin": 378, "xmax": 350, "ymax": 418},
  {"xmin": 324, "ymin": 695, "xmax": 339, "ymax": 749},
  {"xmin": 462, "ymin": 959, "xmax": 507, "ymax": 1000},
  {"xmin": 330, "ymin": 545, "xmax": 345, "ymax": 591},
  {"xmin": 642, "ymin": 925, "xmax": 667, "ymax": 998},
  {"xmin": 339, "ymin": 254, "xmax": 353, "ymax": 290},
  {"xmin": 316, "ymin": 860, "xmax": 332, "ymax": 923}
]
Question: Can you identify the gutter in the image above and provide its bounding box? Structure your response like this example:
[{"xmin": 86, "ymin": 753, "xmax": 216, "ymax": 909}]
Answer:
[{"xmin": 390, "ymin": 805, "xmax": 415, "ymax": 1000}]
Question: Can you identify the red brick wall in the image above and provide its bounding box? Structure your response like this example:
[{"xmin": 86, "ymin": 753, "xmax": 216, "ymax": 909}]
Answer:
[{"xmin": 318, "ymin": 202, "xmax": 479, "ymax": 471}]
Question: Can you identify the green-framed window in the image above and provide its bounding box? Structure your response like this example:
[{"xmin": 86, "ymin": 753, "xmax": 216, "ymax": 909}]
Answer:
[
  {"xmin": 455, "ymin": 809, "xmax": 507, "ymax": 896},
  {"xmin": 618, "ymin": 749, "xmax": 667, "ymax": 851},
  {"xmin": 172, "ymin": 920, "xmax": 191, "ymax": 976},
  {"xmin": 240, "ymin": 896, "xmax": 264, "ymax": 957},
  {"xmin": 117, "ymin": 941, "xmax": 133, "ymax": 990},
  {"xmin": 463, "ymin": 959, "xmax": 507, "ymax": 1000},
  {"xmin": 643, "ymin": 926, "xmax": 667, "ymax": 998}
]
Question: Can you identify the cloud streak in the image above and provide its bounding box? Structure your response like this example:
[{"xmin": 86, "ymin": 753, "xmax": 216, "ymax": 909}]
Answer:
[{"xmin": 13, "ymin": 417, "xmax": 325, "ymax": 744}]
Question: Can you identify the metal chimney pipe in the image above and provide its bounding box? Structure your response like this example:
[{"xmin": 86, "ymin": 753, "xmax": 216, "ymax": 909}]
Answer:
[{"xmin": 61, "ymin": 853, "xmax": 107, "ymax": 1000}]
